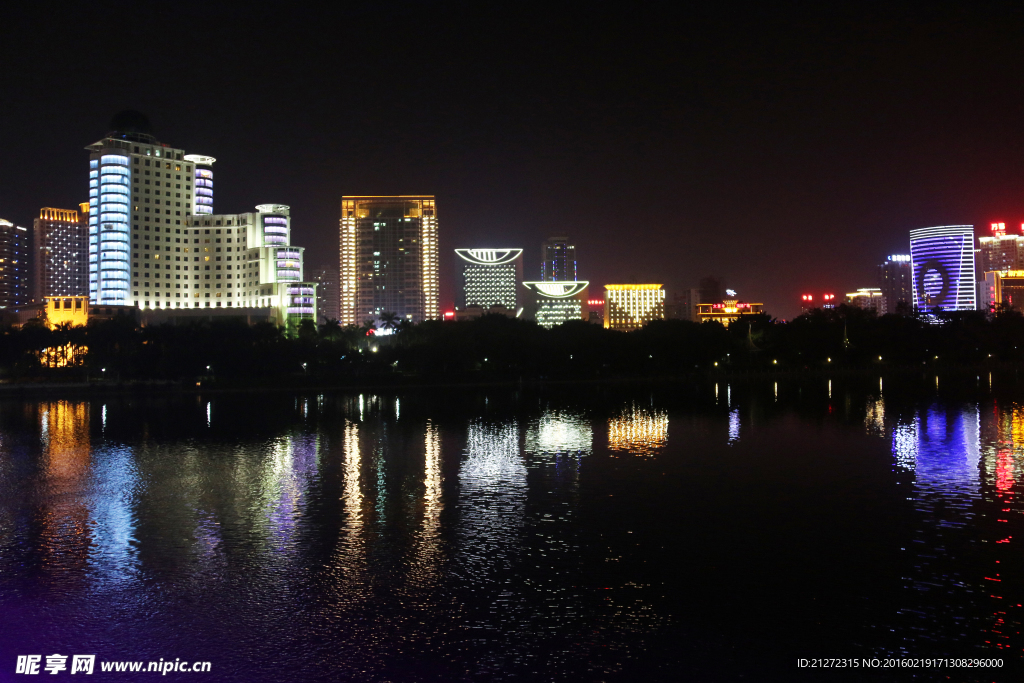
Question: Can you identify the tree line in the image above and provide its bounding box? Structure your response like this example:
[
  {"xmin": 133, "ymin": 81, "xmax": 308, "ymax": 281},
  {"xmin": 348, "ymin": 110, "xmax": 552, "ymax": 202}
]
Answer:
[{"xmin": 2, "ymin": 304, "xmax": 1022, "ymax": 384}]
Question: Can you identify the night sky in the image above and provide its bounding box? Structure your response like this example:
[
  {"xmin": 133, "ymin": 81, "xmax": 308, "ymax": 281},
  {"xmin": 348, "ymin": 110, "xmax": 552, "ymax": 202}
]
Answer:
[{"xmin": 4, "ymin": 2, "xmax": 1024, "ymax": 319}]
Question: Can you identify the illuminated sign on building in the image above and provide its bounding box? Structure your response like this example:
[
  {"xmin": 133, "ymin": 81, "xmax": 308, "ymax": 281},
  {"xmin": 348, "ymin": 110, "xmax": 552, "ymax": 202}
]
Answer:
[
  {"xmin": 697, "ymin": 299, "xmax": 763, "ymax": 325},
  {"xmin": 909, "ymin": 225, "xmax": 976, "ymax": 311}
]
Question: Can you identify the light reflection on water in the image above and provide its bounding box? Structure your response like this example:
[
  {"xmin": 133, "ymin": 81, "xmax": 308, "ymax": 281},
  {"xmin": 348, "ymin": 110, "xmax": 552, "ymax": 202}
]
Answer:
[
  {"xmin": 1, "ymin": 386, "xmax": 1023, "ymax": 680},
  {"xmin": 607, "ymin": 405, "xmax": 668, "ymax": 455}
]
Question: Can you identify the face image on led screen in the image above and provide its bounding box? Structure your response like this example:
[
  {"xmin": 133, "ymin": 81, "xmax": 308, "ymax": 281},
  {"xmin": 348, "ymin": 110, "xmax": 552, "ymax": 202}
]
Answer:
[{"xmin": 909, "ymin": 226, "xmax": 975, "ymax": 311}]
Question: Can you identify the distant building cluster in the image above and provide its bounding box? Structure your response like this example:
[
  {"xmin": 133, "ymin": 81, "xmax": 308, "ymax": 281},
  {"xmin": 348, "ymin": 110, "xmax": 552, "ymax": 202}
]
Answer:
[
  {"xmin": 2, "ymin": 111, "xmax": 774, "ymax": 334},
  {"xmin": 806, "ymin": 221, "xmax": 1024, "ymax": 318},
  {"xmin": 0, "ymin": 112, "xmax": 318, "ymax": 331}
]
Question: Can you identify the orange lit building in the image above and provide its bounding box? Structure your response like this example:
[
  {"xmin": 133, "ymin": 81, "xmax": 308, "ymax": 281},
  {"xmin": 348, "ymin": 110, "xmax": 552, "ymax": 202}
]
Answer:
[
  {"xmin": 982, "ymin": 270, "xmax": 1024, "ymax": 313},
  {"xmin": 603, "ymin": 284, "xmax": 665, "ymax": 331},
  {"xmin": 34, "ymin": 206, "xmax": 89, "ymax": 301},
  {"xmin": 339, "ymin": 196, "xmax": 439, "ymax": 325}
]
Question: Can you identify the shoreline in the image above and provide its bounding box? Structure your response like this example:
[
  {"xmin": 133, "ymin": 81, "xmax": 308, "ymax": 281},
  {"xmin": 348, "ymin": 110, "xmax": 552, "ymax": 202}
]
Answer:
[{"xmin": 0, "ymin": 362, "xmax": 1020, "ymax": 398}]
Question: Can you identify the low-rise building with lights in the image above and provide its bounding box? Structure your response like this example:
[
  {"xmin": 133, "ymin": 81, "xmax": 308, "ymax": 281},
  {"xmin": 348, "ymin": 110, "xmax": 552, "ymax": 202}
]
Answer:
[
  {"xmin": 522, "ymin": 281, "xmax": 589, "ymax": 328},
  {"xmin": 697, "ymin": 299, "xmax": 763, "ymax": 325},
  {"xmin": 587, "ymin": 298, "xmax": 604, "ymax": 325},
  {"xmin": 454, "ymin": 304, "xmax": 517, "ymax": 321},
  {"xmin": 799, "ymin": 293, "xmax": 837, "ymax": 312},
  {"xmin": 846, "ymin": 287, "xmax": 884, "ymax": 313},
  {"xmin": 603, "ymin": 284, "xmax": 665, "ymax": 331}
]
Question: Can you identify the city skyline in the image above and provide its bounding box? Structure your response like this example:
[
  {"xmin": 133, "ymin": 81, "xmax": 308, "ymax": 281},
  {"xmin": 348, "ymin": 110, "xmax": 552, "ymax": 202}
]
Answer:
[{"xmin": 8, "ymin": 6, "xmax": 1024, "ymax": 320}]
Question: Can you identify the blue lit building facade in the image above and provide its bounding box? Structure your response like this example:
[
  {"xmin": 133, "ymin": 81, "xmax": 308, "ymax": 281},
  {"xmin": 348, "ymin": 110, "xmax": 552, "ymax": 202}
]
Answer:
[
  {"xmin": 185, "ymin": 155, "xmax": 216, "ymax": 215},
  {"xmin": 909, "ymin": 225, "xmax": 976, "ymax": 312}
]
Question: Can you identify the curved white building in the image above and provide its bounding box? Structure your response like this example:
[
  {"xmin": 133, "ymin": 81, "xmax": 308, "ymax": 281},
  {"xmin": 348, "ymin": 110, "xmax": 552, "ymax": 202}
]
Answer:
[
  {"xmin": 522, "ymin": 281, "xmax": 589, "ymax": 328},
  {"xmin": 909, "ymin": 225, "xmax": 975, "ymax": 312},
  {"xmin": 184, "ymin": 155, "xmax": 216, "ymax": 215}
]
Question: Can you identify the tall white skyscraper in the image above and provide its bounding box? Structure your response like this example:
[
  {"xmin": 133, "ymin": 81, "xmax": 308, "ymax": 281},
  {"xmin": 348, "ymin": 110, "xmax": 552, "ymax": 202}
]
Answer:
[{"xmin": 85, "ymin": 111, "xmax": 214, "ymax": 306}]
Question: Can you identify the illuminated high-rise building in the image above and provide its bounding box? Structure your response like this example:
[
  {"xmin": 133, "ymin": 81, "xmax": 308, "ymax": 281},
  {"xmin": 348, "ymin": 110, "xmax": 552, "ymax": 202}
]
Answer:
[
  {"xmin": 603, "ymin": 284, "xmax": 666, "ymax": 331},
  {"xmin": 522, "ymin": 281, "xmax": 589, "ymax": 328},
  {"xmin": 85, "ymin": 111, "xmax": 212, "ymax": 306},
  {"xmin": 877, "ymin": 254, "xmax": 912, "ymax": 315},
  {"xmin": 0, "ymin": 219, "xmax": 31, "ymax": 307},
  {"xmin": 909, "ymin": 225, "xmax": 976, "ymax": 311},
  {"xmin": 339, "ymin": 195, "xmax": 439, "ymax": 325},
  {"xmin": 541, "ymin": 236, "xmax": 576, "ymax": 281},
  {"xmin": 455, "ymin": 248, "xmax": 523, "ymax": 311},
  {"xmin": 34, "ymin": 205, "xmax": 89, "ymax": 300}
]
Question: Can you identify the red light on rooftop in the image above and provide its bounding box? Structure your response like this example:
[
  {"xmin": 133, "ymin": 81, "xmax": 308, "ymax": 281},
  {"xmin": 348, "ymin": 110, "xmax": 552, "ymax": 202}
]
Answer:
[
  {"xmin": 443, "ymin": 311, "xmax": 455, "ymax": 319},
  {"xmin": 801, "ymin": 294, "xmax": 813, "ymax": 301}
]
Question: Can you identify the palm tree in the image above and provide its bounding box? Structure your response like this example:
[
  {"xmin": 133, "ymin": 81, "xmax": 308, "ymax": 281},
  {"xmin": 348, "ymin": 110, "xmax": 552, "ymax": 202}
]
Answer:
[
  {"xmin": 379, "ymin": 311, "xmax": 399, "ymax": 331},
  {"xmin": 319, "ymin": 318, "xmax": 342, "ymax": 342}
]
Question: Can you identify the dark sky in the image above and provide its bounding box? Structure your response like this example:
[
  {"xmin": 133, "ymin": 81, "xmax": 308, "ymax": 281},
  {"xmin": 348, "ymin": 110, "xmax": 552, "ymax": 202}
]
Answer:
[{"xmin": 3, "ymin": 2, "xmax": 1024, "ymax": 319}]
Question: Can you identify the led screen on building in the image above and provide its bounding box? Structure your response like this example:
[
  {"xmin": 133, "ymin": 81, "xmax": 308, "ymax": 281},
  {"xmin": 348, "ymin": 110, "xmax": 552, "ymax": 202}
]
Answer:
[{"xmin": 909, "ymin": 225, "xmax": 975, "ymax": 312}]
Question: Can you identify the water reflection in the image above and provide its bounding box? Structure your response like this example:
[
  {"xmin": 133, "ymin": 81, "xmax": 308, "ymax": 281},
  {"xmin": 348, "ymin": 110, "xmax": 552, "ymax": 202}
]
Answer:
[
  {"xmin": 330, "ymin": 418, "xmax": 368, "ymax": 603},
  {"xmin": 864, "ymin": 396, "xmax": 885, "ymax": 436},
  {"xmin": 886, "ymin": 405, "xmax": 987, "ymax": 654},
  {"xmin": 728, "ymin": 409, "xmax": 740, "ymax": 444},
  {"xmin": 38, "ymin": 402, "xmax": 92, "ymax": 582},
  {"xmin": 607, "ymin": 406, "xmax": 668, "ymax": 456},
  {"xmin": 5, "ymin": 386, "xmax": 1024, "ymax": 678},
  {"xmin": 525, "ymin": 411, "xmax": 592, "ymax": 456},
  {"xmin": 260, "ymin": 434, "xmax": 319, "ymax": 553},
  {"xmin": 457, "ymin": 421, "xmax": 525, "ymax": 584},
  {"xmin": 408, "ymin": 421, "xmax": 444, "ymax": 590}
]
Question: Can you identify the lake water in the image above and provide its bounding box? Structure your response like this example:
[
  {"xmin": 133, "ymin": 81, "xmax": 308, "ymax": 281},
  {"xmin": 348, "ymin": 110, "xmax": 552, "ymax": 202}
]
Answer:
[{"xmin": 0, "ymin": 377, "xmax": 1021, "ymax": 682}]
